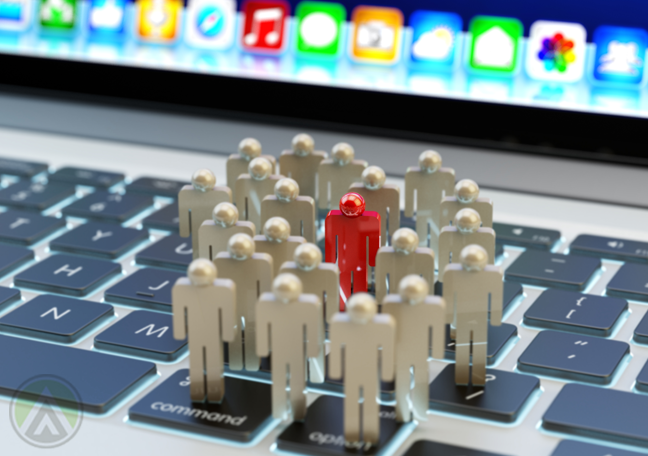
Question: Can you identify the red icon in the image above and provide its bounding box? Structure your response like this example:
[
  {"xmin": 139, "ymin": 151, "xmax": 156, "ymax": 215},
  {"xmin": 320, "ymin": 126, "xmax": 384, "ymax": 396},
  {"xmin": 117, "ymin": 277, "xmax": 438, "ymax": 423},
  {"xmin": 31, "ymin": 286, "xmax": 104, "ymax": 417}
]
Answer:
[
  {"xmin": 325, "ymin": 193, "xmax": 381, "ymax": 311},
  {"xmin": 241, "ymin": 0, "xmax": 289, "ymax": 53}
]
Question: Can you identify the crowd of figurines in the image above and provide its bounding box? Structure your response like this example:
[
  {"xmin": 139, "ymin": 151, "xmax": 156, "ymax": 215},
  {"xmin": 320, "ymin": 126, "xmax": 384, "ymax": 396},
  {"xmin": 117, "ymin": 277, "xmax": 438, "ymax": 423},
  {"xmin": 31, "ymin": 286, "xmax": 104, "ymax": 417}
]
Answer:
[{"xmin": 171, "ymin": 133, "xmax": 499, "ymax": 445}]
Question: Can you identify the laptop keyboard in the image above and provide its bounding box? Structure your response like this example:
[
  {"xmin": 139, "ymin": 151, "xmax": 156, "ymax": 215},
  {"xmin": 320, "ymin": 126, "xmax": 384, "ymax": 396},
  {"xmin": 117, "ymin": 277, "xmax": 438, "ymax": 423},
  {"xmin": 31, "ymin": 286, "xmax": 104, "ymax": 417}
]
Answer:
[{"xmin": 1, "ymin": 157, "xmax": 648, "ymax": 456}]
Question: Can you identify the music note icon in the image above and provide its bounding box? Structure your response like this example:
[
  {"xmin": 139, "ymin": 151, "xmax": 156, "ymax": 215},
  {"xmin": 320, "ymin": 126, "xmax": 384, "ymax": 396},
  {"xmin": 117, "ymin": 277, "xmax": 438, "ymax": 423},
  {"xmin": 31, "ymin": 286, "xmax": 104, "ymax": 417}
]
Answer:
[{"xmin": 241, "ymin": 0, "xmax": 288, "ymax": 52}]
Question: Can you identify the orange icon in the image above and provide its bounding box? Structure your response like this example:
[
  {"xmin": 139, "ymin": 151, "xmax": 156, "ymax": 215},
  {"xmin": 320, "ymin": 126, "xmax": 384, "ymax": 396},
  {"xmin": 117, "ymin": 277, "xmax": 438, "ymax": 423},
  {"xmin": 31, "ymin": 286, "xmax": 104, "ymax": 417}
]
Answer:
[
  {"xmin": 137, "ymin": 0, "xmax": 182, "ymax": 42},
  {"xmin": 350, "ymin": 6, "xmax": 403, "ymax": 64}
]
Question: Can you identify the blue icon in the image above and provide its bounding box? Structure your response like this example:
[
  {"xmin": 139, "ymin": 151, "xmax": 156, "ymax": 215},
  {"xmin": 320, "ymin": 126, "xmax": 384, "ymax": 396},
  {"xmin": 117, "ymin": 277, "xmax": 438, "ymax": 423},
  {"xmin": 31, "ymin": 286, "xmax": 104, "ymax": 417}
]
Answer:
[
  {"xmin": 409, "ymin": 10, "xmax": 462, "ymax": 70},
  {"xmin": 0, "ymin": 1, "xmax": 23, "ymax": 21},
  {"xmin": 592, "ymin": 26, "xmax": 648, "ymax": 86},
  {"xmin": 88, "ymin": 0, "xmax": 126, "ymax": 37},
  {"xmin": 196, "ymin": 5, "xmax": 225, "ymax": 38}
]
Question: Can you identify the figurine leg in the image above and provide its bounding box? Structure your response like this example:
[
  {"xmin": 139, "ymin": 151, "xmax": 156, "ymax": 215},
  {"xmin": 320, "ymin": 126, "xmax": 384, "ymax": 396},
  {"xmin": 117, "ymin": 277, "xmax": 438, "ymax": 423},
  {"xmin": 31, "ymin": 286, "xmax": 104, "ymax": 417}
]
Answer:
[
  {"xmin": 228, "ymin": 328, "xmax": 244, "ymax": 371},
  {"xmin": 340, "ymin": 271, "xmax": 352, "ymax": 311},
  {"xmin": 308, "ymin": 326, "xmax": 325, "ymax": 384},
  {"xmin": 189, "ymin": 344, "xmax": 206, "ymax": 402},
  {"xmin": 206, "ymin": 344, "xmax": 225, "ymax": 403},
  {"xmin": 289, "ymin": 360, "xmax": 307, "ymax": 422},
  {"xmin": 244, "ymin": 328, "xmax": 261, "ymax": 371},
  {"xmin": 352, "ymin": 267, "xmax": 368, "ymax": 293},
  {"xmin": 394, "ymin": 361, "xmax": 412, "ymax": 423},
  {"xmin": 415, "ymin": 215, "xmax": 430, "ymax": 248},
  {"xmin": 455, "ymin": 327, "xmax": 471, "ymax": 386},
  {"xmin": 362, "ymin": 381, "xmax": 380, "ymax": 445},
  {"xmin": 471, "ymin": 324, "xmax": 488, "ymax": 387},
  {"xmin": 411, "ymin": 362, "xmax": 429, "ymax": 422},
  {"xmin": 343, "ymin": 385, "xmax": 361, "ymax": 443},
  {"xmin": 271, "ymin": 361, "xmax": 289, "ymax": 420}
]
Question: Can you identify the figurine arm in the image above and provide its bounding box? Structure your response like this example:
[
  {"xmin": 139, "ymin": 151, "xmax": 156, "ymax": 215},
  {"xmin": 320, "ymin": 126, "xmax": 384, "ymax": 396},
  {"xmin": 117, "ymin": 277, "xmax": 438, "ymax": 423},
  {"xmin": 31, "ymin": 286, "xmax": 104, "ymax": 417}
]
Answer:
[
  {"xmin": 178, "ymin": 191, "xmax": 191, "ymax": 237},
  {"xmin": 368, "ymin": 220, "xmax": 381, "ymax": 267},
  {"xmin": 387, "ymin": 187, "xmax": 400, "ymax": 236},
  {"xmin": 489, "ymin": 271, "xmax": 504, "ymax": 326},
  {"xmin": 218, "ymin": 281, "xmax": 237, "ymax": 343},
  {"xmin": 305, "ymin": 298, "xmax": 323, "ymax": 358},
  {"xmin": 323, "ymin": 264, "xmax": 340, "ymax": 323},
  {"xmin": 255, "ymin": 254, "xmax": 274, "ymax": 294},
  {"xmin": 404, "ymin": 172, "xmax": 415, "ymax": 218},
  {"xmin": 324, "ymin": 216, "xmax": 337, "ymax": 263},
  {"xmin": 429, "ymin": 298, "xmax": 447, "ymax": 359},
  {"xmin": 374, "ymin": 250, "xmax": 387, "ymax": 303},
  {"xmin": 442, "ymin": 268, "xmax": 456, "ymax": 324},
  {"xmin": 378, "ymin": 314, "xmax": 396, "ymax": 382},
  {"xmin": 318, "ymin": 164, "xmax": 329, "ymax": 209},
  {"xmin": 171, "ymin": 282, "xmax": 187, "ymax": 341},
  {"xmin": 255, "ymin": 295, "xmax": 271, "ymax": 358},
  {"xmin": 417, "ymin": 248, "xmax": 436, "ymax": 287},
  {"xmin": 328, "ymin": 320, "xmax": 344, "ymax": 380}
]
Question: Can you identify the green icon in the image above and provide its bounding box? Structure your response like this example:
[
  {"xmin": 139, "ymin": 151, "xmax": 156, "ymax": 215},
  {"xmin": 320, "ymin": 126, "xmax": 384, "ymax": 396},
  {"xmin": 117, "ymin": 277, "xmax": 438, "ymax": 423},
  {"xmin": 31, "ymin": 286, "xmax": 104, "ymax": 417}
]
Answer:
[
  {"xmin": 468, "ymin": 15, "xmax": 523, "ymax": 73},
  {"xmin": 40, "ymin": 0, "xmax": 77, "ymax": 29},
  {"xmin": 295, "ymin": 1, "xmax": 346, "ymax": 57}
]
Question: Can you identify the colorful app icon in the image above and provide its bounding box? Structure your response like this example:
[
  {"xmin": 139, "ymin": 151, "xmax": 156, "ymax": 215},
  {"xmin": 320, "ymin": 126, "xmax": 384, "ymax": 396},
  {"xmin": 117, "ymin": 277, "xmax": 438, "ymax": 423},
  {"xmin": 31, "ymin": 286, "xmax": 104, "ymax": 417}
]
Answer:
[
  {"xmin": 409, "ymin": 10, "xmax": 462, "ymax": 70},
  {"xmin": 241, "ymin": 0, "xmax": 289, "ymax": 54},
  {"xmin": 0, "ymin": 0, "xmax": 32, "ymax": 31},
  {"xmin": 468, "ymin": 16, "xmax": 522, "ymax": 74},
  {"xmin": 526, "ymin": 21, "xmax": 586, "ymax": 82},
  {"xmin": 350, "ymin": 6, "xmax": 403, "ymax": 64},
  {"xmin": 592, "ymin": 26, "xmax": 648, "ymax": 86},
  {"xmin": 40, "ymin": 0, "xmax": 77, "ymax": 30},
  {"xmin": 137, "ymin": 0, "xmax": 182, "ymax": 43},
  {"xmin": 295, "ymin": 1, "xmax": 345, "ymax": 58},
  {"xmin": 88, "ymin": 0, "xmax": 126, "ymax": 37},
  {"xmin": 185, "ymin": 0, "xmax": 236, "ymax": 50}
]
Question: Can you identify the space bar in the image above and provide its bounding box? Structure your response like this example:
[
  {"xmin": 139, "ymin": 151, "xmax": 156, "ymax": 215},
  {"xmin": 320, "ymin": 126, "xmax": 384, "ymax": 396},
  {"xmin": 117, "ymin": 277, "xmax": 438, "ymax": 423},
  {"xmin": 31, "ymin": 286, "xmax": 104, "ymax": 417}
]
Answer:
[{"xmin": 0, "ymin": 334, "xmax": 156, "ymax": 413}]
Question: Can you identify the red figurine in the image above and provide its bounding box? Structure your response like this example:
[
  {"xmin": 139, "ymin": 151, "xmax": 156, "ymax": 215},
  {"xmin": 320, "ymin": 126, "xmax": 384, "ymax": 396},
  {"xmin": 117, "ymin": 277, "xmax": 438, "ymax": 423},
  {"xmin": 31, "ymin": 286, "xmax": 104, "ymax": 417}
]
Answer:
[{"xmin": 325, "ymin": 192, "xmax": 381, "ymax": 310}]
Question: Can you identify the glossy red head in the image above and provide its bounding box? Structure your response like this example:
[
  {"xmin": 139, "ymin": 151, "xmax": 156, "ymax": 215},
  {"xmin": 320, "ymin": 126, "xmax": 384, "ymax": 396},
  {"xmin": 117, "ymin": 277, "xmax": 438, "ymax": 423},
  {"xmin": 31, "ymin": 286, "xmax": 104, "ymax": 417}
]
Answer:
[{"xmin": 339, "ymin": 192, "xmax": 365, "ymax": 218}]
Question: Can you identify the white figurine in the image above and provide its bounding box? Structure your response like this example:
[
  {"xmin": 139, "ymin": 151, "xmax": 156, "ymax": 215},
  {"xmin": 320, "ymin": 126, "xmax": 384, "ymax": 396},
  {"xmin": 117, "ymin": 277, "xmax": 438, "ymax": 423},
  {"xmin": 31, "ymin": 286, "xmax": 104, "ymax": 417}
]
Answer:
[
  {"xmin": 179, "ymin": 169, "xmax": 232, "ymax": 258},
  {"xmin": 440, "ymin": 179, "xmax": 493, "ymax": 228},
  {"xmin": 214, "ymin": 233, "xmax": 273, "ymax": 372},
  {"xmin": 254, "ymin": 217, "xmax": 306, "ymax": 276},
  {"xmin": 317, "ymin": 143, "xmax": 367, "ymax": 211},
  {"xmin": 382, "ymin": 275, "xmax": 445, "ymax": 423},
  {"xmin": 279, "ymin": 133, "xmax": 327, "ymax": 200},
  {"xmin": 172, "ymin": 259, "xmax": 237, "ymax": 402},
  {"xmin": 256, "ymin": 273, "xmax": 322, "ymax": 421},
  {"xmin": 260, "ymin": 178, "xmax": 316, "ymax": 242},
  {"xmin": 349, "ymin": 166, "xmax": 400, "ymax": 246},
  {"xmin": 235, "ymin": 157, "xmax": 283, "ymax": 233},
  {"xmin": 329, "ymin": 293, "xmax": 395, "ymax": 445},
  {"xmin": 374, "ymin": 228, "xmax": 435, "ymax": 304},
  {"xmin": 227, "ymin": 137, "xmax": 276, "ymax": 200},
  {"xmin": 443, "ymin": 245, "xmax": 503, "ymax": 386},
  {"xmin": 198, "ymin": 202, "xmax": 255, "ymax": 261}
]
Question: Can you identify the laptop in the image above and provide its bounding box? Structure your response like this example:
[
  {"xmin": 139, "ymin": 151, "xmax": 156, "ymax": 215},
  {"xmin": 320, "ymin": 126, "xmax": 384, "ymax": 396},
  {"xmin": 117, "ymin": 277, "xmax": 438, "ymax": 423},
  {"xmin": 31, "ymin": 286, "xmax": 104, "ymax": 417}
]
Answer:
[{"xmin": 0, "ymin": 0, "xmax": 647, "ymax": 454}]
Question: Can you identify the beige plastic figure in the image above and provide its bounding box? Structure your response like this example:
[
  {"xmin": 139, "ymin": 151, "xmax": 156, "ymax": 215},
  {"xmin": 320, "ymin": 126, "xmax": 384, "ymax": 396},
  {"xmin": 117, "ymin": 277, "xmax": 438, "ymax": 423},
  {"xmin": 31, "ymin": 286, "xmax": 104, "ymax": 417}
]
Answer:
[
  {"xmin": 254, "ymin": 217, "xmax": 306, "ymax": 276},
  {"xmin": 280, "ymin": 243, "xmax": 340, "ymax": 384},
  {"xmin": 382, "ymin": 275, "xmax": 445, "ymax": 423},
  {"xmin": 443, "ymin": 245, "xmax": 503, "ymax": 386},
  {"xmin": 198, "ymin": 202, "xmax": 255, "ymax": 261},
  {"xmin": 214, "ymin": 233, "xmax": 273, "ymax": 372},
  {"xmin": 440, "ymin": 179, "xmax": 493, "ymax": 229},
  {"xmin": 438, "ymin": 208, "xmax": 495, "ymax": 283},
  {"xmin": 235, "ymin": 157, "xmax": 283, "ymax": 233},
  {"xmin": 227, "ymin": 137, "xmax": 277, "ymax": 200},
  {"xmin": 404, "ymin": 150, "xmax": 455, "ymax": 258},
  {"xmin": 329, "ymin": 293, "xmax": 396, "ymax": 445},
  {"xmin": 349, "ymin": 166, "xmax": 400, "ymax": 246},
  {"xmin": 374, "ymin": 228, "xmax": 435, "ymax": 304},
  {"xmin": 179, "ymin": 169, "xmax": 232, "ymax": 258},
  {"xmin": 172, "ymin": 259, "xmax": 237, "ymax": 402},
  {"xmin": 260, "ymin": 178, "xmax": 316, "ymax": 242},
  {"xmin": 279, "ymin": 133, "xmax": 327, "ymax": 200},
  {"xmin": 256, "ymin": 273, "xmax": 322, "ymax": 421},
  {"xmin": 317, "ymin": 143, "xmax": 367, "ymax": 211}
]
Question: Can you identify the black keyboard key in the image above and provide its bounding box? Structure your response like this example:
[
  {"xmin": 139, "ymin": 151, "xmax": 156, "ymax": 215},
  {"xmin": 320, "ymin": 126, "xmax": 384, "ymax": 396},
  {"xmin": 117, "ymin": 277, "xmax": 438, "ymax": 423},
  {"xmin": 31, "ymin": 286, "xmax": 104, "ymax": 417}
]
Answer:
[
  {"xmin": 49, "ymin": 167, "xmax": 124, "ymax": 188},
  {"xmin": 95, "ymin": 310, "xmax": 186, "ymax": 361},
  {"xmin": 0, "ymin": 158, "xmax": 48, "ymax": 177},
  {"xmin": 445, "ymin": 323, "xmax": 517, "ymax": 365},
  {"xmin": 15, "ymin": 254, "xmax": 121, "ymax": 296},
  {"xmin": 129, "ymin": 369, "xmax": 272, "ymax": 442},
  {"xmin": 428, "ymin": 364, "xmax": 539, "ymax": 423},
  {"xmin": 0, "ymin": 244, "xmax": 34, "ymax": 277},
  {"xmin": 0, "ymin": 334, "xmax": 155, "ymax": 413},
  {"xmin": 0, "ymin": 210, "xmax": 65, "ymax": 245},
  {"xmin": 543, "ymin": 383, "xmax": 648, "ymax": 448},
  {"xmin": 135, "ymin": 234, "xmax": 192, "ymax": 271},
  {"xmin": 404, "ymin": 441, "xmax": 508, "ymax": 456},
  {"xmin": 607, "ymin": 263, "xmax": 648, "ymax": 303},
  {"xmin": 570, "ymin": 234, "xmax": 648, "ymax": 264},
  {"xmin": 552, "ymin": 440, "xmax": 644, "ymax": 456},
  {"xmin": 518, "ymin": 330, "xmax": 628, "ymax": 384},
  {"xmin": 633, "ymin": 311, "xmax": 648, "ymax": 344},
  {"xmin": 493, "ymin": 222, "xmax": 560, "ymax": 250},
  {"xmin": 62, "ymin": 191, "xmax": 152, "ymax": 223},
  {"xmin": 635, "ymin": 359, "xmax": 648, "ymax": 393},
  {"xmin": 104, "ymin": 268, "xmax": 182, "ymax": 311},
  {"xmin": 503, "ymin": 281, "xmax": 524, "ymax": 313},
  {"xmin": 50, "ymin": 222, "xmax": 148, "ymax": 259},
  {"xmin": 0, "ymin": 180, "xmax": 75, "ymax": 211},
  {"xmin": 0, "ymin": 286, "xmax": 21, "ymax": 312},
  {"xmin": 0, "ymin": 295, "xmax": 113, "ymax": 343},
  {"xmin": 142, "ymin": 203, "xmax": 179, "ymax": 232},
  {"xmin": 127, "ymin": 177, "xmax": 187, "ymax": 198},
  {"xmin": 524, "ymin": 289, "xmax": 627, "ymax": 337},
  {"xmin": 505, "ymin": 251, "xmax": 600, "ymax": 291}
]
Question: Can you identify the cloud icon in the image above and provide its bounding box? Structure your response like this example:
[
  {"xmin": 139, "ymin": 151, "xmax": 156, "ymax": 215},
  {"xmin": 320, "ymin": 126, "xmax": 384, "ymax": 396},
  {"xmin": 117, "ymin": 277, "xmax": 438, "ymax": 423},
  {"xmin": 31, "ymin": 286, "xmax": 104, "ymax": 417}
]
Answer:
[
  {"xmin": 412, "ymin": 26, "xmax": 454, "ymax": 60},
  {"xmin": 90, "ymin": 0, "xmax": 123, "ymax": 29}
]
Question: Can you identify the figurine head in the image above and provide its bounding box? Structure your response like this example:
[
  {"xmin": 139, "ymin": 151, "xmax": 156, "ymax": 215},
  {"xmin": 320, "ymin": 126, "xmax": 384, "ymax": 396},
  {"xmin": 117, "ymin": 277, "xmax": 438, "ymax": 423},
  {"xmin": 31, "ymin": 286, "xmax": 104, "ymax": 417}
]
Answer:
[
  {"xmin": 455, "ymin": 179, "xmax": 480, "ymax": 203},
  {"xmin": 392, "ymin": 228, "xmax": 419, "ymax": 254},
  {"xmin": 347, "ymin": 293, "xmax": 377, "ymax": 324},
  {"xmin": 228, "ymin": 233, "xmax": 255, "ymax": 260},
  {"xmin": 460, "ymin": 244, "xmax": 488, "ymax": 272},
  {"xmin": 399, "ymin": 275, "xmax": 429, "ymax": 305},
  {"xmin": 274, "ymin": 178, "xmax": 300, "ymax": 202},
  {"xmin": 339, "ymin": 192, "xmax": 365, "ymax": 218},
  {"xmin": 294, "ymin": 243, "xmax": 322, "ymax": 271},
  {"xmin": 292, "ymin": 133, "xmax": 314, "ymax": 157},
  {"xmin": 418, "ymin": 150, "xmax": 442, "ymax": 173},
  {"xmin": 455, "ymin": 208, "xmax": 481, "ymax": 234},
  {"xmin": 238, "ymin": 138, "xmax": 262, "ymax": 160},
  {"xmin": 362, "ymin": 166, "xmax": 386, "ymax": 190},
  {"xmin": 273, "ymin": 273, "xmax": 303, "ymax": 302},
  {"xmin": 263, "ymin": 217, "xmax": 291, "ymax": 243},
  {"xmin": 248, "ymin": 157, "xmax": 272, "ymax": 181},
  {"xmin": 212, "ymin": 202, "xmax": 238, "ymax": 228},
  {"xmin": 331, "ymin": 143, "xmax": 355, "ymax": 165},
  {"xmin": 188, "ymin": 259, "xmax": 216, "ymax": 286},
  {"xmin": 191, "ymin": 169, "xmax": 216, "ymax": 192}
]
